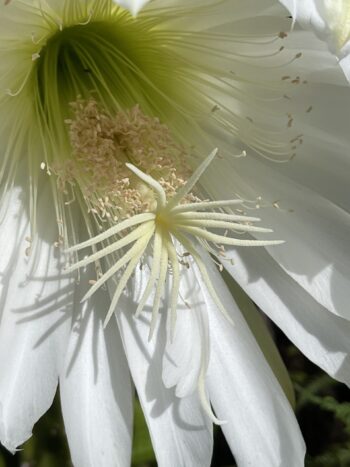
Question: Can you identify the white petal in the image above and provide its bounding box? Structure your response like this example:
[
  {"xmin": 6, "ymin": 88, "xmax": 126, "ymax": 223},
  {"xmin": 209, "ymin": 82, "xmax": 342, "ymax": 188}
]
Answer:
[
  {"xmin": 223, "ymin": 246, "xmax": 350, "ymax": 387},
  {"xmin": 162, "ymin": 267, "xmax": 206, "ymax": 398},
  {"xmin": 114, "ymin": 267, "xmax": 213, "ymax": 467},
  {"xmin": 0, "ymin": 186, "xmax": 72, "ymax": 452},
  {"xmin": 60, "ymin": 269, "xmax": 133, "ymax": 467},
  {"xmin": 279, "ymin": 0, "xmax": 350, "ymax": 81},
  {"xmin": 206, "ymin": 156, "xmax": 350, "ymax": 321},
  {"xmin": 260, "ymin": 191, "xmax": 350, "ymax": 321},
  {"xmin": 113, "ymin": 0, "xmax": 150, "ymax": 16},
  {"xmin": 339, "ymin": 51, "xmax": 350, "ymax": 81},
  {"xmin": 227, "ymin": 276, "xmax": 296, "ymax": 407},
  {"xmin": 192, "ymin": 254, "xmax": 306, "ymax": 467},
  {"xmin": 274, "ymin": 87, "xmax": 350, "ymax": 211}
]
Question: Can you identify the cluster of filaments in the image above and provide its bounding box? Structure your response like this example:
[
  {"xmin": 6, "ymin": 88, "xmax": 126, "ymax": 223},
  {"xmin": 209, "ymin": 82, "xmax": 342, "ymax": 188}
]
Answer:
[
  {"xmin": 54, "ymin": 98, "xmax": 195, "ymax": 223},
  {"xmin": 66, "ymin": 149, "xmax": 282, "ymax": 340},
  {"xmin": 1, "ymin": 0, "xmax": 307, "ymax": 222}
]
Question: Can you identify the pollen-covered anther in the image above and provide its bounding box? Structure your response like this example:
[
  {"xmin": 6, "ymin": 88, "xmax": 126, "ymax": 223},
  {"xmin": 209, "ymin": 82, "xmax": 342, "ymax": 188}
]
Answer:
[
  {"xmin": 54, "ymin": 99, "xmax": 196, "ymax": 222},
  {"xmin": 66, "ymin": 148, "xmax": 284, "ymax": 342}
]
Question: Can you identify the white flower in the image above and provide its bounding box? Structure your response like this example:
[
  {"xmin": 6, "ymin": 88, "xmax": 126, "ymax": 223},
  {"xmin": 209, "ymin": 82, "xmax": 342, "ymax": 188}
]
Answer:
[
  {"xmin": 0, "ymin": 0, "xmax": 350, "ymax": 466},
  {"xmin": 279, "ymin": 0, "xmax": 350, "ymax": 81}
]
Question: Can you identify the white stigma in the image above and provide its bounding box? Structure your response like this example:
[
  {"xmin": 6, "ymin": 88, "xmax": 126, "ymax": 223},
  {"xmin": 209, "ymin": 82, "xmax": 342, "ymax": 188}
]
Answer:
[
  {"xmin": 65, "ymin": 147, "xmax": 283, "ymax": 424},
  {"xmin": 66, "ymin": 148, "xmax": 283, "ymax": 336}
]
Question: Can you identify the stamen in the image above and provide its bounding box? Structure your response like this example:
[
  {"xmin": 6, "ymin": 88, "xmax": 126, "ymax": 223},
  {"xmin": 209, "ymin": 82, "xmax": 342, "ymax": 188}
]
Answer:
[
  {"xmin": 56, "ymin": 100, "xmax": 196, "ymax": 221},
  {"xmin": 5, "ymin": 68, "xmax": 33, "ymax": 97}
]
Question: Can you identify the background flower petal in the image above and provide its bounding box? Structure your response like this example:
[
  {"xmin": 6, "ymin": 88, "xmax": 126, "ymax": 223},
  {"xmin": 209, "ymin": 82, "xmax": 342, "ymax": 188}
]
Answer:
[
  {"xmin": 113, "ymin": 0, "xmax": 151, "ymax": 16},
  {"xmin": 279, "ymin": 0, "xmax": 350, "ymax": 81}
]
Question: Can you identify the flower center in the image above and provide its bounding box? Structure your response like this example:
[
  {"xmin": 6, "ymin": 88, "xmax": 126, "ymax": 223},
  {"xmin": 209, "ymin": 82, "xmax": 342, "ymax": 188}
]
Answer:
[
  {"xmin": 32, "ymin": 13, "xmax": 189, "ymax": 165},
  {"xmin": 52, "ymin": 98, "xmax": 196, "ymax": 222},
  {"xmin": 1, "ymin": 0, "xmax": 300, "ymax": 246},
  {"xmin": 66, "ymin": 148, "xmax": 282, "ymax": 340}
]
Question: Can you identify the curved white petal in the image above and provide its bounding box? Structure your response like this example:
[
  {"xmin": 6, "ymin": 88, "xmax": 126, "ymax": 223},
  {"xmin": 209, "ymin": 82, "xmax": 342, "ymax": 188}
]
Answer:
[
  {"xmin": 279, "ymin": 0, "xmax": 350, "ymax": 81},
  {"xmin": 227, "ymin": 277, "xmax": 296, "ymax": 408},
  {"xmin": 114, "ymin": 267, "xmax": 213, "ymax": 467},
  {"xmin": 60, "ymin": 269, "xmax": 133, "ymax": 467},
  {"xmin": 339, "ymin": 52, "xmax": 350, "ymax": 80},
  {"xmin": 206, "ymin": 156, "xmax": 350, "ymax": 322},
  {"xmin": 162, "ymin": 266, "xmax": 207, "ymax": 399},
  {"xmin": 0, "ymin": 186, "xmax": 73, "ymax": 452},
  {"xmin": 113, "ymin": 0, "xmax": 151, "ymax": 16},
  {"xmin": 274, "ymin": 86, "xmax": 350, "ymax": 211},
  {"xmin": 223, "ymin": 246, "xmax": 350, "ymax": 387},
  {"xmin": 191, "ymin": 253, "xmax": 305, "ymax": 467}
]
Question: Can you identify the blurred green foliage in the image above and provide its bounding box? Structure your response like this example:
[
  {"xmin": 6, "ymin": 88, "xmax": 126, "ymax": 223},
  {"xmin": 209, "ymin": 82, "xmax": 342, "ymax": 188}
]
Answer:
[
  {"xmin": 1, "ymin": 328, "xmax": 349, "ymax": 466},
  {"xmin": 280, "ymin": 333, "xmax": 350, "ymax": 467},
  {"xmin": 131, "ymin": 400, "xmax": 156, "ymax": 466},
  {"xmin": 295, "ymin": 377, "xmax": 350, "ymax": 467}
]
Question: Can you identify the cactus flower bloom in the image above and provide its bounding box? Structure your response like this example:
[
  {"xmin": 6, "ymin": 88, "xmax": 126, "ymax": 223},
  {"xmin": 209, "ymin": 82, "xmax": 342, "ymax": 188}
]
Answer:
[{"xmin": 1, "ymin": 1, "xmax": 350, "ymax": 466}]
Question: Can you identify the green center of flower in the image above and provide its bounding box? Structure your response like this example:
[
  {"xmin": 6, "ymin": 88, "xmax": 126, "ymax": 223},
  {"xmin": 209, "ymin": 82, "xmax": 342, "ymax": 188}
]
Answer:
[
  {"xmin": 19, "ymin": 4, "xmax": 205, "ymax": 240},
  {"xmin": 36, "ymin": 18, "xmax": 180, "ymax": 120},
  {"xmin": 31, "ymin": 9, "xmax": 203, "ymax": 167}
]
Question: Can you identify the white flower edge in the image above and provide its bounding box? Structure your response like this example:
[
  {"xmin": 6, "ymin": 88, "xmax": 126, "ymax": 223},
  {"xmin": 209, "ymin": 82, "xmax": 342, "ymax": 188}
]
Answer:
[
  {"xmin": 113, "ymin": 0, "xmax": 151, "ymax": 16},
  {"xmin": 279, "ymin": 0, "xmax": 350, "ymax": 82}
]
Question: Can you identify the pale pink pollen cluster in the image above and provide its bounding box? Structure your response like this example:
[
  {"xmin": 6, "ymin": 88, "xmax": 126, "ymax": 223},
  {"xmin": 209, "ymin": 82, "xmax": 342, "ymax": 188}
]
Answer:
[{"xmin": 54, "ymin": 98, "xmax": 196, "ymax": 222}]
